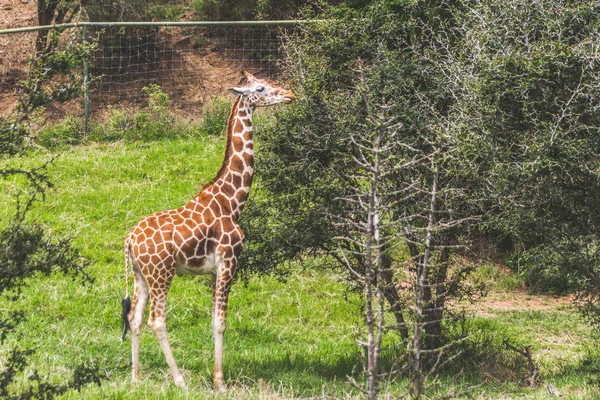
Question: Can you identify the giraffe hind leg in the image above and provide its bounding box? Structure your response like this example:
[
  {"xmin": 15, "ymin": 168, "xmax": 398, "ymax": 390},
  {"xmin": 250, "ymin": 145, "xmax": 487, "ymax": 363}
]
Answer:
[
  {"xmin": 147, "ymin": 272, "xmax": 186, "ymax": 388},
  {"xmin": 129, "ymin": 259, "xmax": 149, "ymax": 382}
]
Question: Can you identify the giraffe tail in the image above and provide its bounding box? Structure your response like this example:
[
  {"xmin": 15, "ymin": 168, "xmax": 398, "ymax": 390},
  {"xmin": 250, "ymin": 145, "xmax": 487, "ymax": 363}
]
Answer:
[{"xmin": 121, "ymin": 239, "xmax": 132, "ymax": 341}]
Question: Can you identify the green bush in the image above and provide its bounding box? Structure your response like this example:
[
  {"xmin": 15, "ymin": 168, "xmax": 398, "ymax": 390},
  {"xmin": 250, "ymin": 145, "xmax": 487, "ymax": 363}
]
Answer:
[
  {"xmin": 147, "ymin": 3, "xmax": 184, "ymax": 20},
  {"xmin": 442, "ymin": 317, "xmax": 529, "ymax": 384},
  {"xmin": 510, "ymin": 239, "xmax": 599, "ymax": 295},
  {"xmin": 89, "ymin": 107, "xmax": 185, "ymax": 142},
  {"xmin": 36, "ymin": 116, "xmax": 84, "ymax": 149},
  {"xmin": 197, "ymin": 95, "xmax": 230, "ymax": 136},
  {"xmin": 34, "ymin": 87, "xmax": 234, "ymax": 147},
  {"xmin": 89, "ymin": 84, "xmax": 185, "ymax": 142}
]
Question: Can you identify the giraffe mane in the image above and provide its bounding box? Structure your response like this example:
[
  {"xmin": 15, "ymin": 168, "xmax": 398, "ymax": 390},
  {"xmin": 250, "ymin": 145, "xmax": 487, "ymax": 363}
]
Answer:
[{"xmin": 200, "ymin": 95, "xmax": 243, "ymax": 191}]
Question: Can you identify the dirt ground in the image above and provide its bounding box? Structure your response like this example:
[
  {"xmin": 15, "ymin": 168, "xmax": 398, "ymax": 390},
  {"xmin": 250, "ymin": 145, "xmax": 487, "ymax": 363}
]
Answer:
[
  {"xmin": 0, "ymin": 0, "xmax": 35, "ymax": 30},
  {"xmin": 472, "ymin": 292, "xmax": 574, "ymax": 316},
  {"xmin": 0, "ymin": 0, "xmax": 37, "ymax": 115}
]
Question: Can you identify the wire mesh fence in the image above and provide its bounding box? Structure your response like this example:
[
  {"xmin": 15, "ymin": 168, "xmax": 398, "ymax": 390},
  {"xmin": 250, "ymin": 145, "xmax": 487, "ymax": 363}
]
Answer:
[{"xmin": 0, "ymin": 21, "xmax": 296, "ymax": 122}]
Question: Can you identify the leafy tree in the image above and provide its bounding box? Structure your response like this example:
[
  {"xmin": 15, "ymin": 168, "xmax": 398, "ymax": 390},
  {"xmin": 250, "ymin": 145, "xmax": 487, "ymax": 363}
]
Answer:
[
  {"xmin": 241, "ymin": 1, "xmax": 488, "ymax": 396},
  {"xmin": 241, "ymin": 0, "xmax": 600, "ymax": 395},
  {"xmin": 468, "ymin": 1, "xmax": 600, "ymax": 295}
]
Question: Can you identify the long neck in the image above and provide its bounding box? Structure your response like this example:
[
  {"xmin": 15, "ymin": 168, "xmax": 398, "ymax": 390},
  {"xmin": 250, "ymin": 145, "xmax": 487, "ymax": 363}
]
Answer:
[{"xmin": 197, "ymin": 96, "xmax": 254, "ymax": 219}]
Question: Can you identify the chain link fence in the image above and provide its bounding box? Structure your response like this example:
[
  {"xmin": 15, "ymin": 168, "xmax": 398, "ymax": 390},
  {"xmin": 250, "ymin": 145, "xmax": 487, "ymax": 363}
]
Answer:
[{"xmin": 0, "ymin": 21, "xmax": 299, "ymax": 124}]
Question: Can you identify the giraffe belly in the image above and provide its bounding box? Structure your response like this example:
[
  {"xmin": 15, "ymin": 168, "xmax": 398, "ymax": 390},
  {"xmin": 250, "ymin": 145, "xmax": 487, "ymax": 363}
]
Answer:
[{"xmin": 175, "ymin": 251, "xmax": 221, "ymax": 276}]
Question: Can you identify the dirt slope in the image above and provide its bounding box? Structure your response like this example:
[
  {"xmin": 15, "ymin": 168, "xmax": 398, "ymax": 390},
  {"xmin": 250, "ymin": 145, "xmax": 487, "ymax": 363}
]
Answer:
[{"xmin": 0, "ymin": 3, "xmax": 260, "ymax": 120}]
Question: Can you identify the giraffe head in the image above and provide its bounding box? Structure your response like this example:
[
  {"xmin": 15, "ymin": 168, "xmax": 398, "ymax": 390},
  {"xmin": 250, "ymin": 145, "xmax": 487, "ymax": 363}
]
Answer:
[{"xmin": 228, "ymin": 70, "xmax": 296, "ymax": 107}]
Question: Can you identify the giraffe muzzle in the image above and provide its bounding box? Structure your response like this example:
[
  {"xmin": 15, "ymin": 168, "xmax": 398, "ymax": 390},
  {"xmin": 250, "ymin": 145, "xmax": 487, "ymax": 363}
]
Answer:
[{"xmin": 281, "ymin": 91, "xmax": 296, "ymax": 104}]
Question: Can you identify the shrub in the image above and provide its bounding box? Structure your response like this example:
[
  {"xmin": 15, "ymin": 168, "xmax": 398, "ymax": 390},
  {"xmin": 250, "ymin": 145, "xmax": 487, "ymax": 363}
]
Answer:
[
  {"xmin": 87, "ymin": 84, "xmax": 184, "ymax": 142},
  {"xmin": 36, "ymin": 116, "xmax": 84, "ymax": 149},
  {"xmin": 197, "ymin": 95, "xmax": 230, "ymax": 136}
]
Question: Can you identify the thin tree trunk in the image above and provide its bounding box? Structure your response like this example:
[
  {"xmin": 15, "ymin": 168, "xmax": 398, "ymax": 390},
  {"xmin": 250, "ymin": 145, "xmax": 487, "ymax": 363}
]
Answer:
[
  {"xmin": 36, "ymin": 0, "xmax": 55, "ymax": 54},
  {"xmin": 35, "ymin": 0, "xmax": 79, "ymax": 55},
  {"xmin": 425, "ymin": 246, "xmax": 450, "ymax": 350},
  {"xmin": 413, "ymin": 161, "xmax": 439, "ymax": 398},
  {"xmin": 365, "ymin": 110, "xmax": 383, "ymax": 400},
  {"xmin": 380, "ymin": 252, "xmax": 409, "ymax": 339},
  {"xmin": 406, "ymin": 215, "xmax": 450, "ymax": 352},
  {"xmin": 364, "ymin": 216, "xmax": 377, "ymax": 400}
]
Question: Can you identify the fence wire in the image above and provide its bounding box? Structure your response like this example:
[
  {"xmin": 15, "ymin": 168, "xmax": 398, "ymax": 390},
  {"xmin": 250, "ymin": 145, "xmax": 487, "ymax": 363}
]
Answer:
[{"xmin": 0, "ymin": 22, "xmax": 293, "ymax": 120}]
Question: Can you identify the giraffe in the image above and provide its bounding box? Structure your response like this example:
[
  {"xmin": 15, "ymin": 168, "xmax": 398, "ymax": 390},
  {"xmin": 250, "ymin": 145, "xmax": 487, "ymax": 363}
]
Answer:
[{"xmin": 121, "ymin": 70, "xmax": 296, "ymax": 391}]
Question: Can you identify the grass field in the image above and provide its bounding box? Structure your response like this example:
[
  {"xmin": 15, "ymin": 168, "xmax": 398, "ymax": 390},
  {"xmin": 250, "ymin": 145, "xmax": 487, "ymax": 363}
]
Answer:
[{"xmin": 1, "ymin": 130, "xmax": 600, "ymax": 399}]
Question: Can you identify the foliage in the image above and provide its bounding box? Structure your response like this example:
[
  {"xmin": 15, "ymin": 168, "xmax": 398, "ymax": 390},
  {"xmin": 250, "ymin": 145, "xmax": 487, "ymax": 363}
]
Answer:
[
  {"xmin": 147, "ymin": 1, "xmax": 185, "ymax": 20},
  {"xmin": 1, "ymin": 105, "xmax": 101, "ymax": 397},
  {"xmin": 83, "ymin": 0, "xmax": 151, "ymax": 22},
  {"xmin": 35, "ymin": 91, "xmax": 234, "ymax": 148},
  {"xmin": 0, "ymin": 215, "xmax": 91, "ymax": 298},
  {"xmin": 459, "ymin": 1, "xmax": 600, "ymax": 298},
  {"xmin": 36, "ymin": 115, "xmax": 84, "ymax": 148},
  {"xmin": 247, "ymin": 0, "xmax": 600, "ymax": 293},
  {"xmin": 0, "ymin": 120, "xmax": 28, "ymax": 157},
  {"xmin": 240, "ymin": 0, "xmax": 600, "ymax": 394},
  {"xmin": 20, "ymin": 28, "xmax": 97, "ymax": 117},
  {"xmin": 191, "ymin": 0, "xmax": 345, "ymax": 21},
  {"xmin": 198, "ymin": 95, "xmax": 231, "ymax": 136}
]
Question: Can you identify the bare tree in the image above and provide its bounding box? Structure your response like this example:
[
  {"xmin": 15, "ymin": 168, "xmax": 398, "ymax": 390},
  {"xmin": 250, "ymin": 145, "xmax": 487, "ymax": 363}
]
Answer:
[{"xmin": 332, "ymin": 61, "xmax": 401, "ymax": 399}]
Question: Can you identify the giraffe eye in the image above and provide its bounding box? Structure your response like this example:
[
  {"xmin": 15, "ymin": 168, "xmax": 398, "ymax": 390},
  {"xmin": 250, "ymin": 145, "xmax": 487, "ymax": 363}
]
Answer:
[{"xmin": 256, "ymin": 86, "xmax": 264, "ymax": 92}]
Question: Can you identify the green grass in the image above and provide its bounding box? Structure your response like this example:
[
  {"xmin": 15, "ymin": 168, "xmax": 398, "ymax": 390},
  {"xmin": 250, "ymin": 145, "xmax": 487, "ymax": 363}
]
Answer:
[
  {"xmin": 1, "ymin": 132, "xmax": 600, "ymax": 398},
  {"xmin": 471, "ymin": 262, "xmax": 526, "ymax": 292},
  {"xmin": 0, "ymin": 135, "xmax": 368, "ymax": 398}
]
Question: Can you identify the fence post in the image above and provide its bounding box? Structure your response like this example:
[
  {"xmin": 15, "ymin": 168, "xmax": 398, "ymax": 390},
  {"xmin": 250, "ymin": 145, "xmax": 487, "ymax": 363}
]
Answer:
[{"xmin": 82, "ymin": 25, "xmax": 90, "ymax": 133}]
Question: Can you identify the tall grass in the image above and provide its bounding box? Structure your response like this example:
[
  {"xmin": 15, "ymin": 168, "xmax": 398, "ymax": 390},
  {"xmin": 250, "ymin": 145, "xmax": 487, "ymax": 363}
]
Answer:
[{"xmin": 36, "ymin": 89, "xmax": 232, "ymax": 149}]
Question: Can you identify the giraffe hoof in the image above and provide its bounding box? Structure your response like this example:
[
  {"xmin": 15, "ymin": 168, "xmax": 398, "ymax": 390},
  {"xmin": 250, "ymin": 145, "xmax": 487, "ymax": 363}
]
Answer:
[
  {"xmin": 216, "ymin": 383, "xmax": 227, "ymax": 393},
  {"xmin": 214, "ymin": 372, "xmax": 226, "ymax": 393},
  {"xmin": 174, "ymin": 378, "xmax": 187, "ymax": 389}
]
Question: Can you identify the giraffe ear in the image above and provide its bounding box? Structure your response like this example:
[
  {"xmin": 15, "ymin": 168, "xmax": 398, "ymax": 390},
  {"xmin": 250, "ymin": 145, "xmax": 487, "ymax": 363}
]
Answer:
[
  {"xmin": 240, "ymin": 69, "xmax": 258, "ymax": 83},
  {"xmin": 228, "ymin": 87, "xmax": 248, "ymax": 96}
]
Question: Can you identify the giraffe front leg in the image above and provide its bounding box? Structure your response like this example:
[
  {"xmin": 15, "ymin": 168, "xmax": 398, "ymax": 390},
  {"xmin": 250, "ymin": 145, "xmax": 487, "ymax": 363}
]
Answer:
[{"xmin": 212, "ymin": 263, "xmax": 234, "ymax": 392}]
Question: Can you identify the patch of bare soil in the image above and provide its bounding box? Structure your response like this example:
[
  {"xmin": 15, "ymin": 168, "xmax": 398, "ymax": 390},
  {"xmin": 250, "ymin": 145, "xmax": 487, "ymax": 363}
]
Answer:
[
  {"xmin": 89, "ymin": 29, "xmax": 243, "ymax": 122},
  {"xmin": 0, "ymin": 0, "xmax": 37, "ymax": 116},
  {"xmin": 471, "ymin": 291, "xmax": 575, "ymax": 317},
  {"xmin": 0, "ymin": 0, "xmax": 35, "ymax": 30}
]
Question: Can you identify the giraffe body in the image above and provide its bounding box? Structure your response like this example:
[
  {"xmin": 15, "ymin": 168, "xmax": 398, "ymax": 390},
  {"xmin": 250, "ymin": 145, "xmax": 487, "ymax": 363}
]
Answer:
[{"xmin": 122, "ymin": 71, "xmax": 295, "ymax": 390}]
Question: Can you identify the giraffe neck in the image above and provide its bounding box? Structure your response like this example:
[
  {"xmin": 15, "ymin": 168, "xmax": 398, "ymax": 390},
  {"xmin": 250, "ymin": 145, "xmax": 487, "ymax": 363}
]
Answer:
[{"xmin": 196, "ymin": 96, "xmax": 254, "ymax": 220}]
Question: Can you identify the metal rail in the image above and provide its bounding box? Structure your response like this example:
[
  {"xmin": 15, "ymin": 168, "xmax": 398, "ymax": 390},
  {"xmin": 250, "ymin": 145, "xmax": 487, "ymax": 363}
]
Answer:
[{"xmin": 0, "ymin": 20, "xmax": 310, "ymax": 35}]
